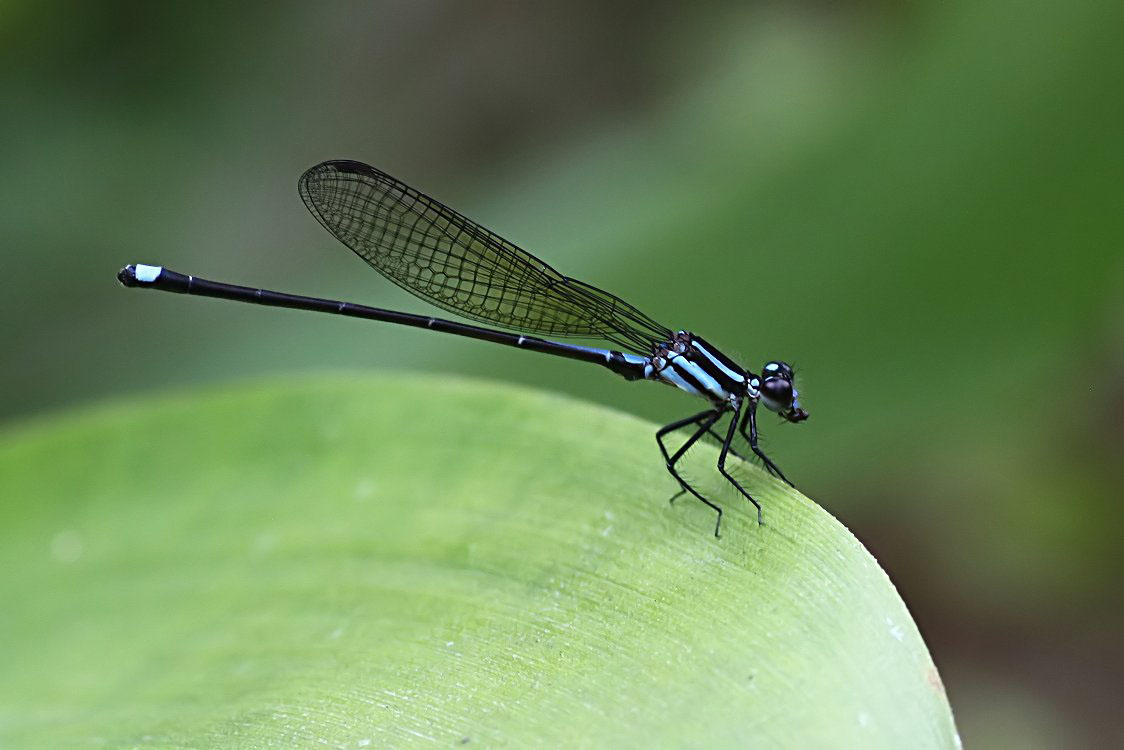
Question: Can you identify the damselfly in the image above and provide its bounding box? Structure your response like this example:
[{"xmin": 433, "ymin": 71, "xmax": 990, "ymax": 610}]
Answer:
[{"xmin": 118, "ymin": 160, "xmax": 808, "ymax": 536}]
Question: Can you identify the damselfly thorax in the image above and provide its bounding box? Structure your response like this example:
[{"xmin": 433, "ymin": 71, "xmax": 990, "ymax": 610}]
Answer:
[{"xmin": 644, "ymin": 332, "xmax": 759, "ymax": 406}]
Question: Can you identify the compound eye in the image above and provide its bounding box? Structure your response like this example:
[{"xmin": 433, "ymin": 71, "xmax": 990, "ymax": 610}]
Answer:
[
  {"xmin": 761, "ymin": 377, "xmax": 793, "ymax": 406},
  {"xmin": 763, "ymin": 361, "xmax": 794, "ymax": 380}
]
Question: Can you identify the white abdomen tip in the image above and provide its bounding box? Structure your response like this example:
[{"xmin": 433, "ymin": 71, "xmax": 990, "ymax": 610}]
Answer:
[{"xmin": 135, "ymin": 264, "xmax": 163, "ymax": 283}]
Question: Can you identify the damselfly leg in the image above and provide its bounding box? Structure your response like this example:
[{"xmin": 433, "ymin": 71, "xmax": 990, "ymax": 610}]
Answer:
[
  {"xmin": 658, "ymin": 403, "xmax": 767, "ymax": 534},
  {"xmin": 658, "ymin": 409, "xmax": 726, "ymax": 536},
  {"xmin": 709, "ymin": 426, "xmax": 749, "ymax": 462},
  {"xmin": 718, "ymin": 400, "xmax": 764, "ymax": 526},
  {"xmin": 739, "ymin": 402, "xmax": 792, "ymax": 486},
  {"xmin": 656, "ymin": 408, "xmax": 714, "ymax": 503}
]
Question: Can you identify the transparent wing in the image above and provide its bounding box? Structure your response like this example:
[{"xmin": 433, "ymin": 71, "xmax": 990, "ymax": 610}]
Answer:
[{"xmin": 298, "ymin": 160, "xmax": 672, "ymax": 353}]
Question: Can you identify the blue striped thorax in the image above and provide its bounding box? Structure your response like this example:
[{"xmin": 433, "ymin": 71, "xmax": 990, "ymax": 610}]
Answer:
[{"xmin": 646, "ymin": 331, "xmax": 757, "ymax": 404}]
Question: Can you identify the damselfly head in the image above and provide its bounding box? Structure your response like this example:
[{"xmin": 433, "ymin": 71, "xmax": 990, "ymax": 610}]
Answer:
[{"xmin": 759, "ymin": 361, "xmax": 808, "ymax": 423}]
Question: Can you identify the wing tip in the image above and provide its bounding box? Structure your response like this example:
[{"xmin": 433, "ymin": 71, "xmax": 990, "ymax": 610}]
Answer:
[
  {"xmin": 300, "ymin": 159, "xmax": 378, "ymax": 184},
  {"xmin": 298, "ymin": 160, "xmax": 391, "ymax": 210}
]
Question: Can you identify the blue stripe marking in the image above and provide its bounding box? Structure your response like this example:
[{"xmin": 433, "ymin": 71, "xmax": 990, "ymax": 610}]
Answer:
[
  {"xmin": 660, "ymin": 367, "xmax": 702, "ymax": 397},
  {"xmin": 553, "ymin": 342, "xmax": 614, "ymax": 360},
  {"xmin": 692, "ymin": 341, "xmax": 745, "ymax": 384},
  {"xmin": 546, "ymin": 344, "xmax": 651, "ymax": 368},
  {"xmin": 555, "ymin": 344, "xmax": 611, "ymax": 357},
  {"xmin": 674, "ymin": 356, "xmax": 728, "ymax": 400},
  {"xmin": 551, "ymin": 342, "xmax": 651, "ymax": 365}
]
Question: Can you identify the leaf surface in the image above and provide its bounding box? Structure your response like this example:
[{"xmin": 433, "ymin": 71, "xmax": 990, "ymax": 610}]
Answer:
[{"xmin": 0, "ymin": 375, "xmax": 959, "ymax": 748}]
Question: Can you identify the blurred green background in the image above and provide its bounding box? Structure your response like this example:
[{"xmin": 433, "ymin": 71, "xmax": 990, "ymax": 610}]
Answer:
[{"xmin": 1, "ymin": 0, "xmax": 1120, "ymax": 746}]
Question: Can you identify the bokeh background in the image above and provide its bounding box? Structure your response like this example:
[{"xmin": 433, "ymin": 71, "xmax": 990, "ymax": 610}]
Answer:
[{"xmin": 2, "ymin": 1, "xmax": 1120, "ymax": 746}]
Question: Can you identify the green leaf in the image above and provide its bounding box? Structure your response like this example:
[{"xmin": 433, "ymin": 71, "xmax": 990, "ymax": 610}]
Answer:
[{"xmin": 0, "ymin": 375, "xmax": 959, "ymax": 748}]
